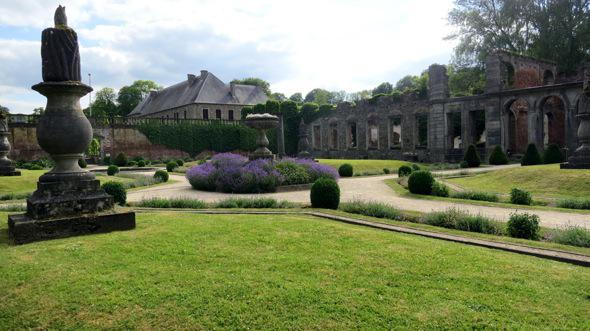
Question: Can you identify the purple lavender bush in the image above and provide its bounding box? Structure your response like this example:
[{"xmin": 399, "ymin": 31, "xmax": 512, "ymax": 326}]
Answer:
[{"xmin": 186, "ymin": 153, "xmax": 337, "ymax": 193}]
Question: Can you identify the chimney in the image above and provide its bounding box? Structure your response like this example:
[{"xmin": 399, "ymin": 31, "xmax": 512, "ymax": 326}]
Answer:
[
  {"xmin": 230, "ymin": 82, "xmax": 236, "ymax": 97},
  {"xmin": 200, "ymin": 70, "xmax": 208, "ymax": 78},
  {"xmin": 187, "ymin": 74, "xmax": 196, "ymax": 83}
]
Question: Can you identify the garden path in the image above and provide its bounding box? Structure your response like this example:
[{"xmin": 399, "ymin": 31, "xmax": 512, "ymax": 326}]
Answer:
[{"xmin": 127, "ymin": 164, "xmax": 590, "ymax": 230}]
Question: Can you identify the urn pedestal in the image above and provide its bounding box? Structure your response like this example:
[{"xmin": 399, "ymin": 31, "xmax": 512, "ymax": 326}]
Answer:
[
  {"xmin": 244, "ymin": 114, "xmax": 279, "ymax": 160},
  {"xmin": 8, "ymin": 82, "xmax": 135, "ymax": 245},
  {"xmin": 0, "ymin": 118, "xmax": 20, "ymax": 176},
  {"xmin": 561, "ymin": 95, "xmax": 590, "ymax": 169}
]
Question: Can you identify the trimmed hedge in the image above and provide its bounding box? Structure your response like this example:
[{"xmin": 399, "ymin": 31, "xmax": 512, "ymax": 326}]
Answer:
[
  {"xmin": 543, "ymin": 144, "xmax": 564, "ymax": 164},
  {"xmin": 398, "ymin": 165, "xmax": 412, "ymax": 177},
  {"xmin": 463, "ymin": 144, "xmax": 481, "ymax": 167},
  {"xmin": 408, "ymin": 170, "xmax": 434, "ymax": 195},
  {"xmin": 521, "ymin": 143, "xmax": 542, "ymax": 166},
  {"xmin": 431, "ymin": 181, "xmax": 450, "ymax": 197},
  {"xmin": 310, "ymin": 178, "xmax": 340, "ymax": 209},
  {"xmin": 78, "ymin": 158, "xmax": 87, "ymax": 169},
  {"xmin": 510, "ymin": 188, "xmax": 532, "ymax": 205},
  {"xmin": 338, "ymin": 163, "xmax": 354, "ymax": 177},
  {"xmin": 154, "ymin": 170, "xmax": 169, "ymax": 182},
  {"xmin": 489, "ymin": 145, "xmax": 509, "ymax": 165},
  {"xmin": 113, "ymin": 153, "xmax": 128, "ymax": 167},
  {"xmin": 107, "ymin": 165, "xmax": 119, "ymax": 176},
  {"xmin": 102, "ymin": 181, "xmax": 126, "ymax": 206},
  {"xmin": 166, "ymin": 161, "xmax": 178, "ymax": 172},
  {"xmin": 507, "ymin": 212, "xmax": 540, "ymax": 240}
]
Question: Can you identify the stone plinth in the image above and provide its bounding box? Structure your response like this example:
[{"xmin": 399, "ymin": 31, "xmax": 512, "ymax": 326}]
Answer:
[
  {"xmin": 561, "ymin": 99, "xmax": 590, "ymax": 169},
  {"xmin": 8, "ymin": 211, "xmax": 135, "ymax": 245}
]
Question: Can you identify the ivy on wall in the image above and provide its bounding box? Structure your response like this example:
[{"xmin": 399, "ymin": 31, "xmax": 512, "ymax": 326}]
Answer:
[{"xmin": 137, "ymin": 121, "xmax": 277, "ymax": 156}]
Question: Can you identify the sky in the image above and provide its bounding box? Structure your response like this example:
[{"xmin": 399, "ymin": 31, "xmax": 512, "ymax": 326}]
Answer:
[{"xmin": 0, "ymin": 0, "xmax": 457, "ymax": 114}]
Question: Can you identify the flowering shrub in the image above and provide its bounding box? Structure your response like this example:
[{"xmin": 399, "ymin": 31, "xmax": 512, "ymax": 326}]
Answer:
[{"xmin": 186, "ymin": 153, "xmax": 338, "ymax": 193}]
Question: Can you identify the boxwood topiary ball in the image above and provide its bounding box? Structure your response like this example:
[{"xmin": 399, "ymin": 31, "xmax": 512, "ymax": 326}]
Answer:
[
  {"xmin": 154, "ymin": 170, "xmax": 169, "ymax": 182},
  {"xmin": 408, "ymin": 170, "xmax": 434, "ymax": 195},
  {"xmin": 338, "ymin": 163, "xmax": 353, "ymax": 177},
  {"xmin": 101, "ymin": 181, "xmax": 126, "ymax": 206},
  {"xmin": 310, "ymin": 178, "xmax": 340, "ymax": 209}
]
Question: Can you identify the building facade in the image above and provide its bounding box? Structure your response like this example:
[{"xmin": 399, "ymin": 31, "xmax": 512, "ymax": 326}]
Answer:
[
  {"xmin": 307, "ymin": 51, "xmax": 588, "ymax": 162},
  {"xmin": 128, "ymin": 70, "xmax": 268, "ymax": 121}
]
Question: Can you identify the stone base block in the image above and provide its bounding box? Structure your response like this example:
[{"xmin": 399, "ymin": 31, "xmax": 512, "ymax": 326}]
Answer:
[
  {"xmin": 8, "ymin": 211, "xmax": 136, "ymax": 245},
  {"xmin": 560, "ymin": 162, "xmax": 590, "ymax": 169}
]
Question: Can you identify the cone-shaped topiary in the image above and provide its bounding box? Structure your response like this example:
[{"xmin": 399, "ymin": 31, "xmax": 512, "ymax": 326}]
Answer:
[
  {"xmin": 463, "ymin": 144, "xmax": 481, "ymax": 168},
  {"xmin": 338, "ymin": 163, "xmax": 353, "ymax": 177},
  {"xmin": 521, "ymin": 143, "xmax": 542, "ymax": 166},
  {"xmin": 310, "ymin": 178, "xmax": 340, "ymax": 209},
  {"xmin": 543, "ymin": 144, "xmax": 564, "ymax": 164},
  {"xmin": 488, "ymin": 145, "xmax": 509, "ymax": 165},
  {"xmin": 408, "ymin": 170, "xmax": 434, "ymax": 195}
]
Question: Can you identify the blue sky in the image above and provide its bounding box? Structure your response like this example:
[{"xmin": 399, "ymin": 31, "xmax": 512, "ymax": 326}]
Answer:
[{"xmin": 0, "ymin": 0, "xmax": 457, "ymax": 114}]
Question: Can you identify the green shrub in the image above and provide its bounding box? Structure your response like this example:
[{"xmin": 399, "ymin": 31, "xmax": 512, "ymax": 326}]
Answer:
[
  {"xmin": 521, "ymin": 143, "xmax": 542, "ymax": 166},
  {"xmin": 275, "ymin": 162, "xmax": 310, "ymax": 185},
  {"xmin": 113, "ymin": 153, "xmax": 128, "ymax": 167},
  {"xmin": 459, "ymin": 160, "xmax": 469, "ymax": 169},
  {"xmin": 431, "ymin": 181, "xmax": 450, "ymax": 197},
  {"xmin": 137, "ymin": 160, "xmax": 146, "ymax": 167},
  {"xmin": 463, "ymin": 144, "xmax": 481, "ymax": 167},
  {"xmin": 127, "ymin": 161, "xmax": 137, "ymax": 167},
  {"xmin": 78, "ymin": 158, "xmax": 87, "ymax": 168},
  {"xmin": 488, "ymin": 145, "xmax": 509, "ymax": 165},
  {"xmin": 214, "ymin": 198, "xmax": 295, "ymax": 209},
  {"xmin": 166, "ymin": 161, "xmax": 178, "ymax": 172},
  {"xmin": 107, "ymin": 165, "xmax": 119, "ymax": 176},
  {"xmin": 510, "ymin": 188, "xmax": 532, "ymax": 205},
  {"xmin": 310, "ymin": 178, "xmax": 340, "ymax": 209},
  {"xmin": 29, "ymin": 164, "xmax": 44, "ymax": 170},
  {"xmin": 154, "ymin": 170, "xmax": 169, "ymax": 182},
  {"xmin": 338, "ymin": 163, "xmax": 353, "ymax": 177},
  {"xmin": 176, "ymin": 159, "xmax": 184, "ymax": 166},
  {"xmin": 507, "ymin": 212, "xmax": 540, "ymax": 240},
  {"xmin": 426, "ymin": 208, "xmax": 504, "ymax": 235},
  {"xmin": 101, "ymin": 181, "xmax": 126, "ymax": 206},
  {"xmin": 451, "ymin": 191, "xmax": 499, "ymax": 202},
  {"xmin": 398, "ymin": 165, "xmax": 413, "ymax": 177},
  {"xmin": 550, "ymin": 226, "xmax": 590, "ymax": 248},
  {"xmin": 411, "ymin": 164, "xmax": 420, "ymax": 171},
  {"xmin": 408, "ymin": 170, "xmax": 434, "ymax": 195},
  {"xmin": 102, "ymin": 156, "xmax": 111, "ymax": 165},
  {"xmin": 543, "ymin": 144, "xmax": 564, "ymax": 164},
  {"xmin": 383, "ymin": 168, "xmax": 391, "ymax": 174},
  {"xmin": 557, "ymin": 198, "xmax": 590, "ymax": 210},
  {"xmin": 137, "ymin": 198, "xmax": 207, "ymax": 209},
  {"xmin": 0, "ymin": 192, "xmax": 31, "ymax": 201},
  {"xmin": 339, "ymin": 200, "xmax": 401, "ymax": 220}
]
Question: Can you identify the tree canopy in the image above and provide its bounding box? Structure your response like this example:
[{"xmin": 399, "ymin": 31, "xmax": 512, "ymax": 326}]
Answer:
[
  {"xmin": 90, "ymin": 87, "xmax": 118, "ymax": 117},
  {"xmin": 117, "ymin": 80, "xmax": 162, "ymax": 116},
  {"xmin": 289, "ymin": 93, "xmax": 303, "ymax": 103},
  {"xmin": 372, "ymin": 82, "xmax": 394, "ymax": 95},
  {"xmin": 231, "ymin": 77, "xmax": 272, "ymax": 96}
]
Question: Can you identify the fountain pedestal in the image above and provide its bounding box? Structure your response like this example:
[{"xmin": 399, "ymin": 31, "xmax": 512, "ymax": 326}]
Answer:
[{"xmin": 244, "ymin": 114, "xmax": 279, "ymax": 160}]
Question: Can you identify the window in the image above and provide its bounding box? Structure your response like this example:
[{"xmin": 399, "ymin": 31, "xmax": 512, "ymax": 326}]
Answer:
[
  {"xmin": 390, "ymin": 117, "xmax": 402, "ymax": 149},
  {"xmin": 329, "ymin": 123, "xmax": 338, "ymax": 150},
  {"xmin": 228, "ymin": 110, "xmax": 234, "ymax": 121},
  {"xmin": 347, "ymin": 122, "xmax": 357, "ymax": 148},
  {"xmin": 174, "ymin": 112, "xmax": 179, "ymax": 122},
  {"xmin": 183, "ymin": 110, "xmax": 187, "ymax": 119},
  {"xmin": 216, "ymin": 109, "xmax": 222, "ymax": 119},
  {"xmin": 367, "ymin": 119, "xmax": 379, "ymax": 149},
  {"xmin": 313, "ymin": 125, "xmax": 321, "ymax": 150},
  {"xmin": 203, "ymin": 108, "xmax": 209, "ymax": 120},
  {"xmin": 416, "ymin": 114, "xmax": 428, "ymax": 147}
]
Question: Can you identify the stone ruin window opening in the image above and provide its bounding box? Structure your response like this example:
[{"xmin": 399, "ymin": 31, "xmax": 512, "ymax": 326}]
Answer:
[
  {"xmin": 541, "ymin": 96, "xmax": 566, "ymax": 148},
  {"xmin": 447, "ymin": 112, "xmax": 462, "ymax": 149},
  {"xmin": 389, "ymin": 116, "xmax": 402, "ymax": 149},
  {"xmin": 367, "ymin": 117, "xmax": 379, "ymax": 150},
  {"xmin": 416, "ymin": 114, "xmax": 428, "ymax": 148},
  {"xmin": 202, "ymin": 108, "xmax": 209, "ymax": 120},
  {"xmin": 543, "ymin": 70, "xmax": 555, "ymax": 85},
  {"xmin": 502, "ymin": 61, "xmax": 515, "ymax": 89},
  {"xmin": 347, "ymin": 122, "xmax": 357, "ymax": 149},
  {"xmin": 470, "ymin": 109, "xmax": 486, "ymax": 147},
  {"xmin": 183, "ymin": 110, "xmax": 187, "ymax": 119},
  {"xmin": 313, "ymin": 125, "xmax": 321, "ymax": 150},
  {"xmin": 216, "ymin": 109, "xmax": 222, "ymax": 119},
  {"xmin": 506, "ymin": 98, "xmax": 529, "ymax": 154},
  {"xmin": 228, "ymin": 110, "xmax": 234, "ymax": 121},
  {"xmin": 329, "ymin": 122, "xmax": 338, "ymax": 150}
]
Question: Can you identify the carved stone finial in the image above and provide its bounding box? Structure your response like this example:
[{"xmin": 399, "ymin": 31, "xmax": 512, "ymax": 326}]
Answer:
[{"xmin": 54, "ymin": 5, "xmax": 67, "ymax": 27}]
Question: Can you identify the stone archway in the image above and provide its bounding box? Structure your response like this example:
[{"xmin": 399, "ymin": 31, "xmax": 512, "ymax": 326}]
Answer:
[
  {"xmin": 504, "ymin": 98, "xmax": 529, "ymax": 154},
  {"xmin": 539, "ymin": 96, "xmax": 566, "ymax": 148}
]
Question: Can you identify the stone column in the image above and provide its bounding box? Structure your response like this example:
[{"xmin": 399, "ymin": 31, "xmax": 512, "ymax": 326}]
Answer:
[
  {"xmin": 562, "ymin": 62, "xmax": 590, "ymax": 169},
  {"xmin": 0, "ymin": 115, "xmax": 20, "ymax": 176}
]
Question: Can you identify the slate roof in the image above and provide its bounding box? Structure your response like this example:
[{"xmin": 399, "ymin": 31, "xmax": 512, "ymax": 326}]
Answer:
[{"xmin": 128, "ymin": 71, "xmax": 268, "ymax": 117}]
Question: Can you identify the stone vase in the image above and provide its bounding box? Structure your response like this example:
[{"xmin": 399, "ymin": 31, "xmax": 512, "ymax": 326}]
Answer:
[
  {"xmin": 0, "ymin": 117, "xmax": 20, "ymax": 176},
  {"xmin": 244, "ymin": 115, "xmax": 279, "ymax": 160}
]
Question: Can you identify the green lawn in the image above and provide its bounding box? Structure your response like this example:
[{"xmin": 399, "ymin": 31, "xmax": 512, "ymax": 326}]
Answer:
[
  {"xmin": 318, "ymin": 159, "xmax": 420, "ymax": 175},
  {"xmin": 446, "ymin": 164, "xmax": 590, "ymax": 200},
  {"xmin": 1, "ymin": 211, "xmax": 588, "ymax": 329}
]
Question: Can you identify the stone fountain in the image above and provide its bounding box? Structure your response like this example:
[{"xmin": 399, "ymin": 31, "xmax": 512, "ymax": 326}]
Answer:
[
  {"xmin": 0, "ymin": 111, "xmax": 20, "ymax": 176},
  {"xmin": 562, "ymin": 62, "xmax": 590, "ymax": 169},
  {"xmin": 8, "ymin": 6, "xmax": 135, "ymax": 244},
  {"xmin": 244, "ymin": 113, "xmax": 279, "ymax": 160}
]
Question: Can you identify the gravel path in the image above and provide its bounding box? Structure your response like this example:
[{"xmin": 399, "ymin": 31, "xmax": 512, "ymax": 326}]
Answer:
[{"xmin": 127, "ymin": 164, "xmax": 590, "ymax": 229}]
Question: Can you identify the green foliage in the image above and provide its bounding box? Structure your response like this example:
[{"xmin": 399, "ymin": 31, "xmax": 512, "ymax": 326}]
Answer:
[
  {"xmin": 253, "ymin": 103, "xmax": 266, "ymax": 114},
  {"xmin": 543, "ymin": 144, "xmax": 564, "ymax": 164},
  {"xmin": 304, "ymin": 88, "xmax": 334, "ymax": 105},
  {"xmin": 154, "ymin": 170, "xmax": 169, "ymax": 182},
  {"xmin": 117, "ymin": 80, "xmax": 162, "ymax": 116},
  {"xmin": 463, "ymin": 144, "xmax": 481, "ymax": 167},
  {"xmin": 426, "ymin": 208, "xmax": 504, "ymax": 235},
  {"xmin": 214, "ymin": 198, "xmax": 295, "ymax": 209},
  {"xmin": 459, "ymin": 160, "xmax": 469, "ymax": 168},
  {"xmin": 89, "ymin": 87, "xmax": 119, "ymax": 117},
  {"xmin": 137, "ymin": 160, "xmax": 146, "ymax": 167},
  {"xmin": 102, "ymin": 156, "xmax": 111, "ymax": 165},
  {"xmin": 510, "ymin": 188, "xmax": 532, "ymax": 205},
  {"xmin": 372, "ymin": 82, "xmax": 394, "ymax": 95},
  {"xmin": 78, "ymin": 158, "xmax": 87, "ymax": 169},
  {"xmin": 521, "ymin": 143, "xmax": 543, "ymax": 166},
  {"xmin": 176, "ymin": 159, "xmax": 184, "ymax": 166},
  {"xmin": 489, "ymin": 145, "xmax": 509, "ymax": 165},
  {"xmin": 448, "ymin": 65, "xmax": 485, "ymax": 96},
  {"xmin": 310, "ymin": 178, "xmax": 340, "ymax": 209},
  {"xmin": 300, "ymin": 102, "xmax": 319, "ymax": 124},
  {"xmin": 241, "ymin": 106, "xmax": 253, "ymax": 119},
  {"xmin": 451, "ymin": 191, "xmax": 499, "ymax": 202},
  {"xmin": 507, "ymin": 212, "xmax": 540, "ymax": 240},
  {"xmin": 431, "ymin": 181, "xmax": 450, "ymax": 197},
  {"xmin": 127, "ymin": 161, "xmax": 137, "ymax": 167},
  {"xmin": 231, "ymin": 77, "xmax": 271, "ymax": 96},
  {"xmin": 383, "ymin": 168, "xmax": 391, "ymax": 174},
  {"xmin": 137, "ymin": 198, "xmax": 207, "ymax": 209},
  {"xmin": 275, "ymin": 162, "xmax": 311, "ymax": 185},
  {"xmin": 339, "ymin": 200, "xmax": 402, "ymax": 221},
  {"xmin": 338, "ymin": 163, "xmax": 353, "ymax": 177},
  {"xmin": 265, "ymin": 100, "xmax": 280, "ymax": 115},
  {"xmin": 101, "ymin": 181, "xmax": 126, "ymax": 206},
  {"xmin": 408, "ymin": 170, "xmax": 434, "ymax": 195},
  {"xmin": 113, "ymin": 153, "xmax": 128, "ymax": 167},
  {"xmin": 0, "ymin": 104, "xmax": 9, "ymax": 117},
  {"xmin": 86, "ymin": 138, "xmax": 101, "ymax": 157},
  {"xmin": 398, "ymin": 165, "xmax": 413, "ymax": 177},
  {"xmin": 107, "ymin": 165, "xmax": 119, "ymax": 176},
  {"xmin": 557, "ymin": 198, "xmax": 590, "ymax": 210},
  {"xmin": 289, "ymin": 92, "xmax": 303, "ymax": 103},
  {"xmin": 411, "ymin": 164, "xmax": 420, "ymax": 171},
  {"xmin": 166, "ymin": 161, "xmax": 178, "ymax": 172},
  {"xmin": 551, "ymin": 226, "xmax": 590, "ymax": 248}
]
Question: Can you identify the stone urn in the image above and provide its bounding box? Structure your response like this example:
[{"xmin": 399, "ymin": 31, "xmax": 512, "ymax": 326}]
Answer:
[
  {"xmin": 0, "ymin": 115, "xmax": 20, "ymax": 176},
  {"xmin": 244, "ymin": 113, "xmax": 279, "ymax": 160}
]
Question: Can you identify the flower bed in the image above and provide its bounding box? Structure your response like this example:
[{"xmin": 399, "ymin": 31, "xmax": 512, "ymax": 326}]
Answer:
[{"xmin": 186, "ymin": 153, "xmax": 338, "ymax": 193}]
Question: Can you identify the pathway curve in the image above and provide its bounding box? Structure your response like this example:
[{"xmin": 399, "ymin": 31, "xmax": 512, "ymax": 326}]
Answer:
[{"xmin": 127, "ymin": 164, "xmax": 590, "ymax": 229}]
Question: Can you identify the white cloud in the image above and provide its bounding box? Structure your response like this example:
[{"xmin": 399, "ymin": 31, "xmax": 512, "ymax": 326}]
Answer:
[{"xmin": 0, "ymin": 0, "xmax": 457, "ymax": 113}]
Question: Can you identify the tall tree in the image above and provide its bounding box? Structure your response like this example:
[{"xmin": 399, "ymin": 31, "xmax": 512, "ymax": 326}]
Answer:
[
  {"xmin": 289, "ymin": 93, "xmax": 303, "ymax": 103},
  {"xmin": 231, "ymin": 77, "xmax": 272, "ymax": 96},
  {"xmin": 0, "ymin": 105, "xmax": 10, "ymax": 115},
  {"xmin": 372, "ymin": 82, "xmax": 394, "ymax": 95},
  {"xmin": 117, "ymin": 80, "xmax": 161, "ymax": 116},
  {"xmin": 90, "ymin": 87, "xmax": 118, "ymax": 117},
  {"xmin": 32, "ymin": 107, "xmax": 44, "ymax": 115},
  {"xmin": 270, "ymin": 92, "xmax": 287, "ymax": 101},
  {"xmin": 304, "ymin": 88, "xmax": 334, "ymax": 105}
]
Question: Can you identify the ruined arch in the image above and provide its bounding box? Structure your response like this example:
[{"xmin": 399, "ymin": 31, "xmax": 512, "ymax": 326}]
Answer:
[
  {"xmin": 328, "ymin": 118, "xmax": 339, "ymax": 150},
  {"xmin": 503, "ymin": 98, "xmax": 530, "ymax": 154},
  {"xmin": 367, "ymin": 114, "xmax": 380, "ymax": 150},
  {"xmin": 538, "ymin": 95, "xmax": 566, "ymax": 148},
  {"xmin": 345, "ymin": 116, "xmax": 358, "ymax": 149}
]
